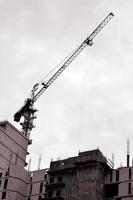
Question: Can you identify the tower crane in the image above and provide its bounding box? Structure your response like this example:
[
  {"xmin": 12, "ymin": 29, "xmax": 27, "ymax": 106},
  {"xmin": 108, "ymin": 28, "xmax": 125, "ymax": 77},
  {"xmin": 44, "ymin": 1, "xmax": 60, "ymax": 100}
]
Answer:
[{"xmin": 14, "ymin": 13, "xmax": 114, "ymax": 138}]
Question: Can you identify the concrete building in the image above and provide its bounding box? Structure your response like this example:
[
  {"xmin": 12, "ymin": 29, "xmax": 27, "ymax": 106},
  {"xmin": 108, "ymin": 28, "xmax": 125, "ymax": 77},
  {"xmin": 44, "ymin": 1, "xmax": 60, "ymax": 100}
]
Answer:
[
  {"xmin": 105, "ymin": 166, "xmax": 133, "ymax": 200},
  {"xmin": 45, "ymin": 149, "xmax": 112, "ymax": 200},
  {"xmin": 1, "ymin": 120, "xmax": 133, "ymax": 200},
  {"xmin": 0, "ymin": 121, "xmax": 31, "ymax": 170},
  {"xmin": 0, "ymin": 121, "xmax": 31, "ymax": 199},
  {"xmin": 45, "ymin": 150, "xmax": 133, "ymax": 200},
  {"xmin": 27, "ymin": 169, "xmax": 48, "ymax": 200},
  {"xmin": 0, "ymin": 121, "xmax": 48, "ymax": 200}
]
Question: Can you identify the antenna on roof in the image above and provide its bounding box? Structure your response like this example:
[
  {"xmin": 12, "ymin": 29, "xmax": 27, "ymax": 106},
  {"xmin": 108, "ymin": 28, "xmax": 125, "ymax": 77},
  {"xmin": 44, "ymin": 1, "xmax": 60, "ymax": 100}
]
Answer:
[
  {"xmin": 112, "ymin": 152, "xmax": 114, "ymax": 168},
  {"xmin": 28, "ymin": 157, "xmax": 32, "ymax": 171},
  {"xmin": 38, "ymin": 154, "xmax": 42, "ymax": 170},
  {"xmin": 127, "ymin": 138, "xmax": 130, "ymax": 167}
]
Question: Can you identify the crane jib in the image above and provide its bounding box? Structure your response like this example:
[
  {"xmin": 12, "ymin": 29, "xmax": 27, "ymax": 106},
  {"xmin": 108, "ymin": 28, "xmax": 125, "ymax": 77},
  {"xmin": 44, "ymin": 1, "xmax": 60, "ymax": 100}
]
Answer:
[
  {"xmin": 33, "ymin": 12, "xmax": 114, "ymax": 102},
  {"xmin": 14, "ymin": 12, "xmax": 114, "ymax": 136},
  {"xmin": 86, "ymin": 12, "xmax": 114, "ymax": 43}
]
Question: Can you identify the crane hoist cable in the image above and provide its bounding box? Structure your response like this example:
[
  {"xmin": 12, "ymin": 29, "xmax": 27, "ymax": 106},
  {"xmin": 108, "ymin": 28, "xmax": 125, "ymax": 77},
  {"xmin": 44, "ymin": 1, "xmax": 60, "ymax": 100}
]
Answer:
[
  {"xmin": 36, "ymin": 43, "xmax": 84, "ymax": 89},
  {"xmin": 14, "ymin": 12, "xmax": 114, "ymax": 138}
]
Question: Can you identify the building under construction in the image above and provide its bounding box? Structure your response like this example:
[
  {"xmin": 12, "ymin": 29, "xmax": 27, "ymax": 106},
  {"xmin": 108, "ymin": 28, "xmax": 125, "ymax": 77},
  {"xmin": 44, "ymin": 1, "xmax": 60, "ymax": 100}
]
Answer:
[
  {"xmin": 1, "ymin": 10, "xmax": 132, "ymax": 200},
  {"xmin": 0, "ymin": 121, "xmax": 48, "ymax": 200},
  {"xmin": 0, "ymin": 121, "xmax": 133, "ymax": 200},
  {"xmin": 46, "ymin": 149, "xmax": 132, "ymax": 200}
]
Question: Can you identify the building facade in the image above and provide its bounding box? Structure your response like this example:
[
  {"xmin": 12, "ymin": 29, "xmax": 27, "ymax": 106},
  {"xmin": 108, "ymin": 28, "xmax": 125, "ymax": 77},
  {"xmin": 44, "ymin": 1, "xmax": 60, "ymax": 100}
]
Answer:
[
  {"xmin": 45, "ymin": 150, "xmax": 133, "ymax": 200},
  {"xmin": 0, "ymin": 121, "xmax": 133, "ymax": 200},
  {"xmin": 45, "ymin": 149, "xmax": 112, "ymax": 200},
  {"xmin": 27, "ymin": 169, "xmax": 48, "ymax": 200},
  {"xmin": 0, "ymin": 121, "xmax": 48, "ymax": 200},
  {"xmin": 105, "ymin": 166, "xmax": 133, "ymax": 199}
]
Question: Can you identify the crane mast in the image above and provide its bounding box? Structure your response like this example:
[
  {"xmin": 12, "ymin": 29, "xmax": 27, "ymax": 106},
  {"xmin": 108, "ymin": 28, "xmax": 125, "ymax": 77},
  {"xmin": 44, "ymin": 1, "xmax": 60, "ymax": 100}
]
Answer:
[{"xmin": 14, "ymin": 13, "xmax": 114, "ymax": 138}]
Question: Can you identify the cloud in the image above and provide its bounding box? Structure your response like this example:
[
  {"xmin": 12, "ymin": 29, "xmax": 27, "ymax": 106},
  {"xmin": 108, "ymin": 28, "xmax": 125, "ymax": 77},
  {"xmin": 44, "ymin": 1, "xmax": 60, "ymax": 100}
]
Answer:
[{"xmin": 0, "ymin": 0, "xmax": 133, "ymax": 169}]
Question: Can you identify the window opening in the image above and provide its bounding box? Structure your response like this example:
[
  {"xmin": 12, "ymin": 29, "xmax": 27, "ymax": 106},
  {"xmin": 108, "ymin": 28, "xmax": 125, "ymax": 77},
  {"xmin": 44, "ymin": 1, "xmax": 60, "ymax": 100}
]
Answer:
[
  {"xmin": 44, "ymin": 174, "xmax": 47, "ymax": 179},
  {"xmin": 116, "ymin": 170, "xmax": 119, "ymax": 181},
  {"xmin": 110, "ymin": 171, "xmax": 112, "ymax": 182},
  {"xmin": 56, "ymin": 190, "xmax": 61, "ymax": 196},
  {"xmin": 129, "ymin": 168, "xmax": 131, "ymax": 180},
  {"xmin": 104, "ymin": 183, "xmax": 118, "ymax": 198},
  {"xmin": 30, "ymin": 184, "xmax": 32, "ymax": 194},
  {"xmin": 50, "ymin": 177, "xmax": 54, "ymax": 183},
  {"xmin": 2, "ymin": 192, "xmax": 6, "ymax": 199},
  {"xmin": 39, "ymin": 182, "xmax": 43, "ymax": 193},
  {"xmin": 3, "ymin": 179, "xmax": 8, "ymax": 189},
  {"xmin": 128, "ymin": 182, "xmax": 131, "ymax": 194},
  {"xmin": 58, "ymin": 177, "xmax": 62, "ymax": 182},
  {"xmin": 48, "ymin": 191, "xmax": 53, "ymax": 198}
]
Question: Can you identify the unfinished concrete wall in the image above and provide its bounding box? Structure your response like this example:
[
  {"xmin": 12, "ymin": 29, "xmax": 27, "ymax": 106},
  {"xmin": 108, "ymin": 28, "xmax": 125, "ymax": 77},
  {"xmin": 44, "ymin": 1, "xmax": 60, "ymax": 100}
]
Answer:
[
  {"xmin": 104, "ymin": 166, "xmax": 133, "ymax": 199},
  {"xmin": 27, "ymin": 169, "xmax": 48, "ymax": 200},
  {"xmin": 0, "ymin": 121, "xmax": 31, "ymax": 170},
  {"xmin": 47, "ymin": 149, "xmax": 109, "ymax": 200},
  {"xmin": 0, "ymin": 121, "xmax": 31, "ymax": 200}
]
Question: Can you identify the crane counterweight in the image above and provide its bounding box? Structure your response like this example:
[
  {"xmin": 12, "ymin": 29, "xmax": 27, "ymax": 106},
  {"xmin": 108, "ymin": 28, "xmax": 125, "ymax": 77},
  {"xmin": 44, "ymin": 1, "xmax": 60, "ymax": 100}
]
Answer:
[{"xmin": 14, "ymin": 13, "xmax": 114, "ymax": 137}]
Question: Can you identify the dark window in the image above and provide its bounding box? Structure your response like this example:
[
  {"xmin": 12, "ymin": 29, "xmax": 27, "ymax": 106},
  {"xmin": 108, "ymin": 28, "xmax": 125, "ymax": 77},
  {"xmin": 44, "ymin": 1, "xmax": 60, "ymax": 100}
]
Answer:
[
  {"xmin": 48, "ymin": 191, "xmax": 53, "ymax": 198},
  {"xmin": 50, "ymin": 177, "xmax": 54, "ymax": 183},
  {"xmin": 110, "ymin": 171, "xmax": 112, "ymax": 182},
  {"xmin": 44, "ymin": 174, "xmax": 47, "ymax": 179},
  {"xmin": 3, "ymin": 179, "xmax": 8, "ymax": 189},
  {"xmin": 30, "ymin": 184, "xmax": 32, "ymax": 194},
  {"xmin": 58, "ymin": 177, "xmax": 62, "ymax": 182},
  {"xmin": 0, "ymin": 173, "xmax": 2, "ymax": 178},
  {"xmin": 2, "ymin": 192, "xmax": 6, "ymax": 199},
  {"xmin": 28, "ymin": 198, "xmax": 30, "ymax": 200},
  {"xmin": 39, "ymin": 182, "xmax": 43, "ymax": 193},
  {"xmin": 38, "ymin": 196, "xmax": 41, "ymax": 200},
  {"xmin": 116, "ymin": 170, "xmax": 119, "ymax": 181},
  {"xmin": 128, "ymin": 182, "xmax": 131, "ymax": 194},
  {"xmin": 56, "ymin": 190, "xmax": 61, "ymax": 196},
  {"xmin": 129, "ymin": 168, "xmax": 131, "ymax": 180},
  {"xmin": 30, "ymin": 176, "xmax": 32, "ymax": 182},
  {"xmin": 104, "ymin": 183, "xmax": 118, "ymax": 198},
  {"xmin": 5, "ymin": 171, "xmax": 9, "ymax": 176}
]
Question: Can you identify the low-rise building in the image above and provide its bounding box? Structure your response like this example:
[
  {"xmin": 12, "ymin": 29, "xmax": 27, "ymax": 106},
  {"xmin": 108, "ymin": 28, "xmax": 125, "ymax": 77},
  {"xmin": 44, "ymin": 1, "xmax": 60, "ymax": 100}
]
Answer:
[
  {"xmin": 0, "ymin": 121, "xmax": 133, "ymax": 200},
  {"xmin": 45, "ymin": 150, "xmax": 133, "ymax": 200},
  {"xmin": 27, "ymin": 169, "xmax": 48, "ymax": 200},
  {"xmin": 105, "ymin": 166, "xmax": 133, "ymax": 200},
  {"xmin": 45, "ymin": 149, "xmax": 113, "ymax": 200}
]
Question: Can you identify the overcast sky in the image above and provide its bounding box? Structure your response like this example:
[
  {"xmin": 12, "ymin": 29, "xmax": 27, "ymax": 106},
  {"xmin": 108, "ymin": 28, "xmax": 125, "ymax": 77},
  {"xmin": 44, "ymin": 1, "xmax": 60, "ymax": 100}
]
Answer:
[{"xmin": 0, "ymin": 0, "xmax": 133, "ymax": 170}]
